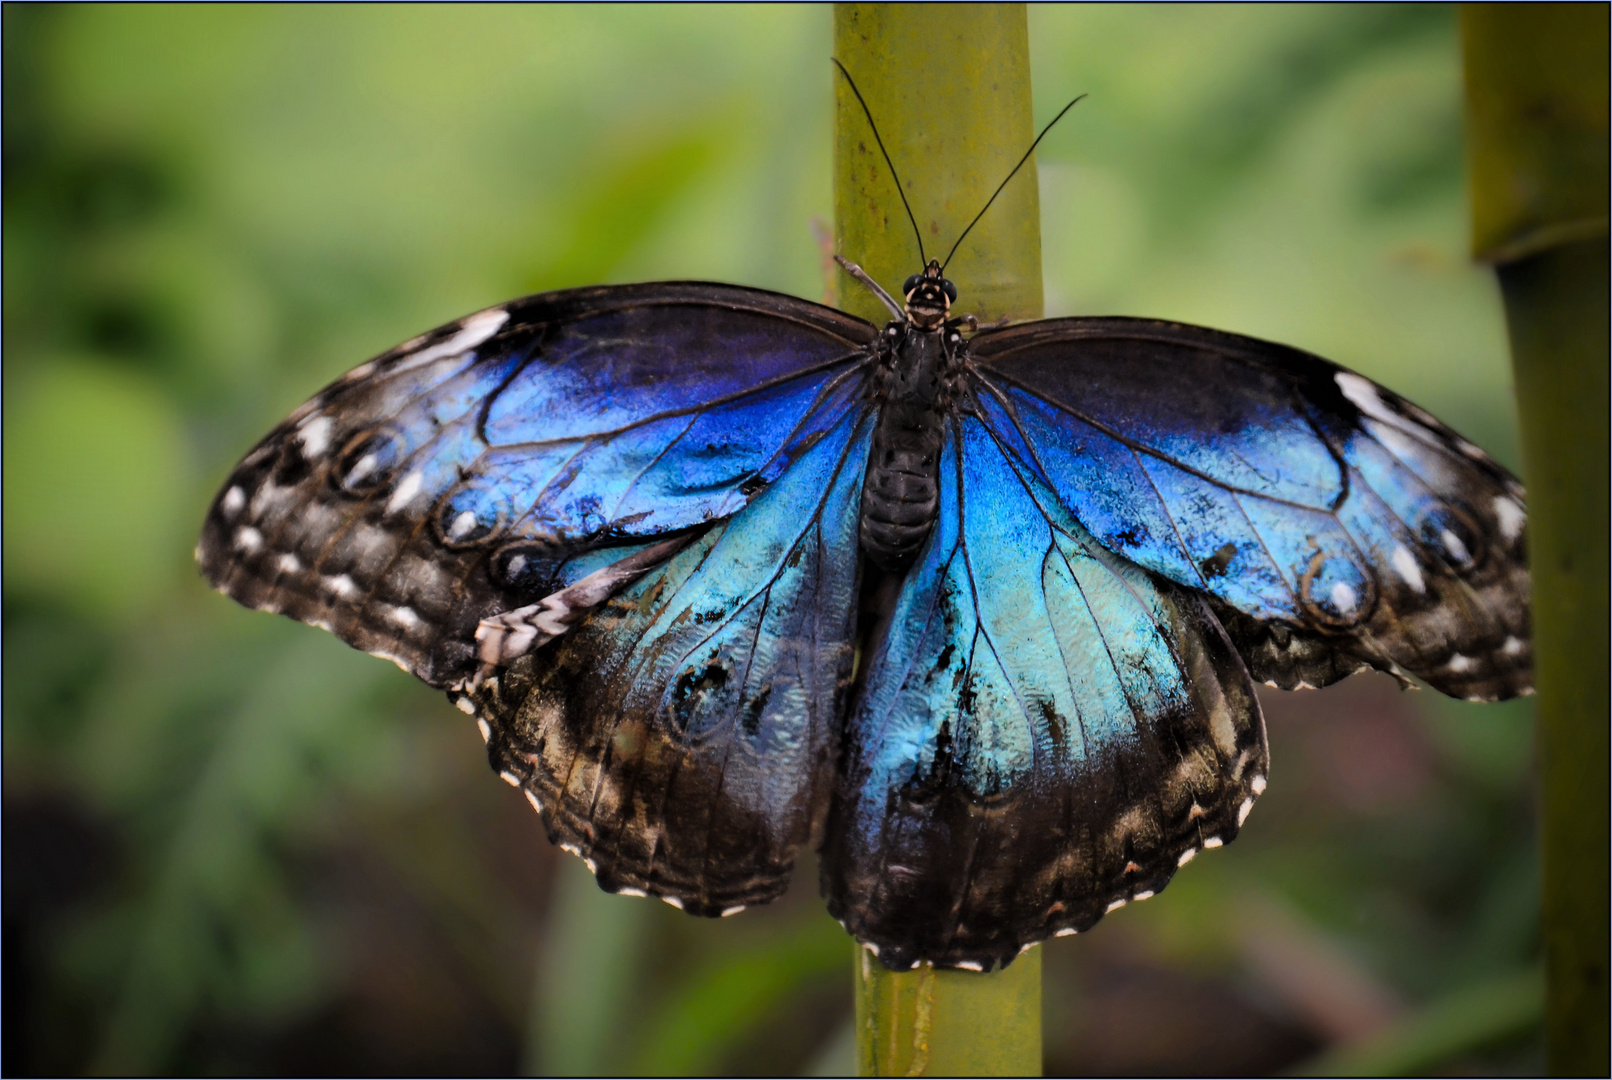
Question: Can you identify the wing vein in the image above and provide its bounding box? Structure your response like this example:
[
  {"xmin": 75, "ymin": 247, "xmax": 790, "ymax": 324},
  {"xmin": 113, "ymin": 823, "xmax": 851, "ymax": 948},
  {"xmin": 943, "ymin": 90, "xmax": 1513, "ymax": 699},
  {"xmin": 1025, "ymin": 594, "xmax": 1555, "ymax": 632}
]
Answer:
[{"xmin": 985, "ymin": 368, "xmax": 1340, "ymax": 511}]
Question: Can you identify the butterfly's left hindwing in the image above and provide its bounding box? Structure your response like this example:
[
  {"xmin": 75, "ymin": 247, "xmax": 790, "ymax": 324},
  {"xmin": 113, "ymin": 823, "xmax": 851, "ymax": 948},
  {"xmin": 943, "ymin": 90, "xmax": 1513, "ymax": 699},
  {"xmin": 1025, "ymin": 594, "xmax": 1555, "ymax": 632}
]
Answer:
[
  {"xmin": 197, "ymin": 283, "xmax": 875, "ymax": 688},
  {"xmin": 822, "ymin": 413, "xmax": 1265, "ymax": 971},
  {"xmin": 463, "ymin": 408, "xmax": 873, "ymax": 913}
]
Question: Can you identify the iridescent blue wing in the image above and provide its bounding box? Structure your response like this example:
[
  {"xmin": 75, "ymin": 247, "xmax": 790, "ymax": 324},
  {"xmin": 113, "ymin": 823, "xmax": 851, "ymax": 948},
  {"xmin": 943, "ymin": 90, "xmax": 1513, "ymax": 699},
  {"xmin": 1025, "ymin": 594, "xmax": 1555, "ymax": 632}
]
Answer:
[
  {"xmin": 968, "ymin": 317, "xmax": 1531, "ymax": 702},
  {"xmin": 458, "ymin": 408, "xmax": 873, "ymax": 913},
  {"xmin": 822, "ymin": 413, "xmax": 1265, "ymax": 971},
  {"xmin": 197, "ymin": 283, "xmax": 876, "ymax": 688}
]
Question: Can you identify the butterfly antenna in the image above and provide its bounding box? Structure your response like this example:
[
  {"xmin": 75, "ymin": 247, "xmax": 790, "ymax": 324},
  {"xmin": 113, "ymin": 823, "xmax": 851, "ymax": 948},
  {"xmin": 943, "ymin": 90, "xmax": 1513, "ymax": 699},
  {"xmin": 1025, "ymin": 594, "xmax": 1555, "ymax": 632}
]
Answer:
[
  {"xmin": 940, "ymin": 93, "xmax": 1087, "ymax": 272},
  {"xmin": 832, "ymin": 58, "xmax": 927, "ymax": 266}
]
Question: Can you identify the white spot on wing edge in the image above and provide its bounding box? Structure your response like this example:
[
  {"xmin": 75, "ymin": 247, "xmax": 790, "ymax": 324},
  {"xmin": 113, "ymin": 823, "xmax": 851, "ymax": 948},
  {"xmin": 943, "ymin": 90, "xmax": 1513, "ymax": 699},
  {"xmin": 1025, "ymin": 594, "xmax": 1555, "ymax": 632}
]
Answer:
[
  {"xmin": 455, "ymin": 696, "xmax": 477, "ymax": 715},
  {"xmin": 1493, "ymin": 496, "xmax": 1525, "ymax": 542},
  {"xmin": 1203, "ymin": 836, "xmax": 1224, "ymax": 849},
  {"xmin": 720, "ymin": 906, "xmax": 745, "ymax": 918},
  {"xmin": 1238, "ymin": 797, "xmax": 1256, "ymax": 825},
  {"xmin": 1177, "ymin": 848, "xmax": 1198, "ymax": 867},
  {"xmin": 1055, "ymin": 928, "xmax": 1077, "ymax": 938},
  {"xmin": 1335, "ymin": 370, "xmax": 1442, "ymax": 449},
  {"xmin": 1105, "ymin": 899, "xmax": 1127, "ymax": 913},
  {"xmin": 1406, "ymin": 403, "xmax": 1439, "ymax": 428},
  {"xmin": 221, "ymin": 486, "xmax": 246, "ymax": 516},
  {"xmin": 1391, "ymin": 544, "xmax": 1425, "ymax": 593},
  {"xmin": 1133, "ymin": 890, "xmax": 1155, "ymax": 901},
  {"xmin": 618, "ymin": 887, "xmax": 647, "ymax": 898},
  {"xmin": 392, "ymin": 307, "xmax": 510, "ymax": 374},
  {"xmin": 296, "ymin": 414, "xmax": 333, "ymax": 457},
  {"xmin": 524, "ymin": 789, "xmax": 544, "ymax": 815},
  {"xmin": 324, "ymin": 574, "xmax": 359, "ymax": 599},
  {"xmin": 1440, "ymin": 529, "xmax": 1471, "ymax": 564},
  {"xmin": 366, "ymin": 650, "xmax": 412, "ymax": 674},
  {"xmin": 1251, "ymin": 775, "xmax": 1267, "ymax": 794},
  {"xmin": 1502, "ymin": 636, "xmax": 1526, "ymax": 656},
  {"xmin": 388, "ymin": 605, "xmax": 421, "ymax": 630},
  {"xmin": 1335, "ymin": 371, "xmax": 1392, "ymax": 422},
  {"xmin": 343, "ymin": 453, "xmax": 380, "ymax": 486},
  {"xmin": 387, "ymin": 470, "xmax": 425, "ymax": 515},
  {"xmin": 476, "ymin": 719, "xmax": 491, "ymax": 742},
  {"xmin": 954, "ymin": 960, "xmax": 985, "ymax": 972},
  {"xmin": 499, "ymin": 770, "xmax": 522, "ymax": 787},
  {"xmin": 662, "ymin": 896, "xmax": 684, "ymax": 910},
  {"xmin": 1330, "ymin": 581, "xmax": 1358, "ymax": 614}
]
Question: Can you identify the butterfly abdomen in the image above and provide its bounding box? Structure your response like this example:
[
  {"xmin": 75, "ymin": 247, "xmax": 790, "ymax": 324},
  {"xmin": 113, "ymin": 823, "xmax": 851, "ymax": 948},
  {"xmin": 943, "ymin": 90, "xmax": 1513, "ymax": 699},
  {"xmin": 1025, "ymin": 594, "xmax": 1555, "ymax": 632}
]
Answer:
[{"xmin": 860, "ymin": 328, "xmax": 950, "ymax": 571}]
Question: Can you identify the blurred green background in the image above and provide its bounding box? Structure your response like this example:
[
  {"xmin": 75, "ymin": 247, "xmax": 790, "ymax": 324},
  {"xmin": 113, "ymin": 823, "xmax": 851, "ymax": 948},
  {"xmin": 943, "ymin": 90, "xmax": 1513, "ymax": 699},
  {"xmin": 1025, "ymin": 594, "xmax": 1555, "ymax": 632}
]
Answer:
[{"xmin": 3, "ymin": 4, "xmax": 1542, "ymax": 1075}]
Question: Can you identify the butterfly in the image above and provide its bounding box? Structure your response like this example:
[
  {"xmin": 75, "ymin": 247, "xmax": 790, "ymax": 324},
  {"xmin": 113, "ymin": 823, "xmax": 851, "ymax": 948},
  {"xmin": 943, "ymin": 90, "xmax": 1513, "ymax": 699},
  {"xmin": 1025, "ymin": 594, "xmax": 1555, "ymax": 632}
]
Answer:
[{"xmin": 197, "ymin": 69, "xmax": 1531, "ymax": 973}]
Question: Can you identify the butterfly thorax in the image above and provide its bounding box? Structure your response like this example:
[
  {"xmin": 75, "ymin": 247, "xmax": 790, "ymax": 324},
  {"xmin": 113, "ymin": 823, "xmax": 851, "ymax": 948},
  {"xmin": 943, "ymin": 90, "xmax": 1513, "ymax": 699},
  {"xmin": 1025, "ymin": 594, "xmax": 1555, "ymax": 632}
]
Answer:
[{"xmin": 860, "ymin": 321, "xmax": 962, "ymax": 571}]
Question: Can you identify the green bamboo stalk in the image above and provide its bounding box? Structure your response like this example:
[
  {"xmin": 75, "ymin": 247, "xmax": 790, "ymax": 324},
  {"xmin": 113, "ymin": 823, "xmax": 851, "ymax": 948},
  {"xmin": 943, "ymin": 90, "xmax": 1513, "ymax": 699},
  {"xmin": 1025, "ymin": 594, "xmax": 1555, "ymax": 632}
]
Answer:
[
  {"xmin": 1461, "ymin": 6, "xmax": 1610, "ymax": 1075},
  {"xmin": 832, "ymin": 3, "xmax": 1042, "ymax": 327},
  {"xmin": 832, "ymin": 4, "xmax": 1043, "ymax": 1075}
]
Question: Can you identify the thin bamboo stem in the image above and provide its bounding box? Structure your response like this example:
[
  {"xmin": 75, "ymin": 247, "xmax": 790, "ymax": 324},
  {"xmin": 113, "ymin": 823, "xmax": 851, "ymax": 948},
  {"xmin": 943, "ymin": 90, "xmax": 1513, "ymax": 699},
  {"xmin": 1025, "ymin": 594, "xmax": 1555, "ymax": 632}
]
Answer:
[
  {"xmin": 832, "ymin": 4, "xmax": 1044, "ymax": 1075},
  {"xmin": 1461, "ymin": 5, "xmax": 1610, "ymax": 1074}
]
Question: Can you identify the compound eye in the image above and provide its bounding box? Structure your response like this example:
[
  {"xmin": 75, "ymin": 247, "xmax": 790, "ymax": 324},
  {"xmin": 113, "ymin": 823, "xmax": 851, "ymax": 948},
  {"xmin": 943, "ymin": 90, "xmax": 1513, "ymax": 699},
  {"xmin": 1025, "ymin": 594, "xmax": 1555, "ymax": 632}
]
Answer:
[
  {"xmin": 902, "ymin": 274, "xmax": 922, "ymax": 296},
  {"xmin": 941, "ymin": 279, "xmax": 957, "ymax": 303}
]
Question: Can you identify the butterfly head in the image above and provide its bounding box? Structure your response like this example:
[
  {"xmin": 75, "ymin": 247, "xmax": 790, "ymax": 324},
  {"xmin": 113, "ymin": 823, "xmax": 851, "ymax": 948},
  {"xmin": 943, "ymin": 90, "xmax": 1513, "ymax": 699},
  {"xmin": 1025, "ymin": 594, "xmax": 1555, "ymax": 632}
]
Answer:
[{"xmin": 902, "ymin": 260, "xmax": 956, "ymax": 331}]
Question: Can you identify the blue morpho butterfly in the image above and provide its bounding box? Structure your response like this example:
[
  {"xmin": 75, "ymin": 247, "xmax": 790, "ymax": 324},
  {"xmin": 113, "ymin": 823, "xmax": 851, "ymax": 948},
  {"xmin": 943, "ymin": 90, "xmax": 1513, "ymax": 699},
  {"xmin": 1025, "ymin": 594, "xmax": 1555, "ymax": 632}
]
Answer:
[{"xmin": 198, "ymin": 64, "xmax": 1531, "ymax": 972}]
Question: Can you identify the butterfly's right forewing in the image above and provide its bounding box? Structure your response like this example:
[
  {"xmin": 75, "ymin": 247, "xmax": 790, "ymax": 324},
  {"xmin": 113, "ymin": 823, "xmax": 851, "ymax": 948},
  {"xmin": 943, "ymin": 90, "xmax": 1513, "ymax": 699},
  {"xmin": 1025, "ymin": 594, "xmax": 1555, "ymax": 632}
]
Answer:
[{"xmin": 970, "ymin": 317, "xmax": 1531, "ymax": 702}]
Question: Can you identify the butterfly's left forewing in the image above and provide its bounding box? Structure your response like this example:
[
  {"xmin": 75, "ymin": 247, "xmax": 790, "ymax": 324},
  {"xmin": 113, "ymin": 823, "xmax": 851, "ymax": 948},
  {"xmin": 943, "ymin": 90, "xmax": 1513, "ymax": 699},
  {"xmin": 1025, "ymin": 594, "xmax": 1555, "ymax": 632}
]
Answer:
[
  {"xmin": 822, "ymin": 410, "xmax": 1264, "ymax": 971},
  {"xmin": 197, "ymin": 283, "xmax": 876, "ymax": 688}
]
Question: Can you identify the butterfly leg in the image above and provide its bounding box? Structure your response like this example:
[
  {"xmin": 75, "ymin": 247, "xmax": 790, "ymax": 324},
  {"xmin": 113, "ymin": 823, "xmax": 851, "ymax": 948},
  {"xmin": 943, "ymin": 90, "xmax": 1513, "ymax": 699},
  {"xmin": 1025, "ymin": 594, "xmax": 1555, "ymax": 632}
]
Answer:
[
  {"xmin": 471, "ymin": 534, "xmax": 695, "ymax": 687},
  {"xmin": 950, "ymin": 314, "xmax": 1010, "ymax": 334}
]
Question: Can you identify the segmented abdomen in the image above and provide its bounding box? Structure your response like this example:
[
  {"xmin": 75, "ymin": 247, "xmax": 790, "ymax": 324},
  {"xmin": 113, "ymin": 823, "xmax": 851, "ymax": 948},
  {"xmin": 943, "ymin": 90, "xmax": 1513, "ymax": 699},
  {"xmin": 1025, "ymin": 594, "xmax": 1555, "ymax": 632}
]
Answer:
[{"xmin": 860, "ymin": 402, "xmax": 944, "ymax": 571}]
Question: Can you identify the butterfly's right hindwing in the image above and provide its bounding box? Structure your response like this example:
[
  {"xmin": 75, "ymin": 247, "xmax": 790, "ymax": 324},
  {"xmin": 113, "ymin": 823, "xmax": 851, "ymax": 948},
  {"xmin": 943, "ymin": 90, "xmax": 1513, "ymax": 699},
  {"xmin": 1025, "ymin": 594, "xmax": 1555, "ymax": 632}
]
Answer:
[{"xmin": 822, "ymin": 413, "xmax": 1266, "ymax": 971}]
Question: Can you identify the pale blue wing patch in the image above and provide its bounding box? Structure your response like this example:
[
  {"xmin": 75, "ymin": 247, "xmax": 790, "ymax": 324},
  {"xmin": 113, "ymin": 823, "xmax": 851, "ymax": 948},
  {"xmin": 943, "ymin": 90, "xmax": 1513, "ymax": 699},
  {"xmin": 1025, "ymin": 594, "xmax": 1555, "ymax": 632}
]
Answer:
[
  {"xmin": 465, "ymin": 407, "xmax": 874, "ymax": 915},
  {"xmin": 824, "ymin": 411, "xmax": 1264, "ymax": 972}
]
